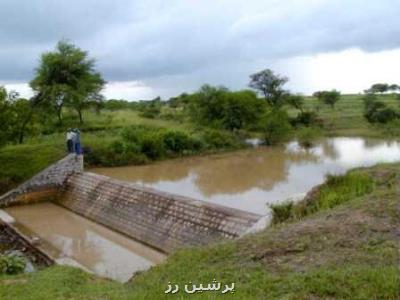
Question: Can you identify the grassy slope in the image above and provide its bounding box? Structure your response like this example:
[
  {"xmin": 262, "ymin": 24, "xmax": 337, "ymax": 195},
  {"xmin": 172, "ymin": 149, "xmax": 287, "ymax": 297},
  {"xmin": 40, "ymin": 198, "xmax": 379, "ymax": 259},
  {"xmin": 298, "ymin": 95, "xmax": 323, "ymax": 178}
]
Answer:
[
  {"xmin": 298, "ymin": 93, "xmax": 400, "ymax": 137},
  {"xmin": 1, "ymin": 163, "xmax": 399, "ymax": 299}
]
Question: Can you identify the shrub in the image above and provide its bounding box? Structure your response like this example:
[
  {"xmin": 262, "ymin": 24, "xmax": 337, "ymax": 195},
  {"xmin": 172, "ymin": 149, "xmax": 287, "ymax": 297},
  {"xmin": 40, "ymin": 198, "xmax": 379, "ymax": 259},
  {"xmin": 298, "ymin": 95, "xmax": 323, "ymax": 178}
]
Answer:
[
  {"xmin": 85, "ymin": 138, "xmax": 147, "ymax": 167},
  {"xmin": 293, "ymin": 111, "xmax": 321, "ymax": 127},
  {"xmin": 139, "ymin": 106, "xmax": 161, "ymax": 119},
  {"xmin": 138, "ymin": 132, "xmax": 164, "ymax": 159},
  {"xmin": 162, "ymin": 130, "xmax": 203, "ymax": 154},
  {"xmin": 201, "ymin": 129, "xmax": 242, "ymax": 149},
  {"xmin": 262, "ymin": 110, "xmax": 292, "ymax": 145},
  {"xmin": 372, "ymin": 107, "xmax": 398, "ymax": 123},
  {"xmin": 297, "ymin": 127, "xmax": 321, "ymax": 148},
  {"xmin": 0, "ymin": 254, "xmax": 26, "ymax": 275},
  {"xmin": 86, "ymin": 125, "xmax": 242, "ymax": 167},
  {"xmin": 363, "ymin": 94, "xmax": 399, "ymax": 124},
  {"xmin": 121, "ymin": 125, "xmax": 152, "ymax": 144},
  {"xmin": 382, "ymin": 119, "xmax": 400, "ymax": 137},
  {"xmin": 270, "ymin": 202, "xmax": 293, "ymax": 224},
  {"xmin": 315, "ymin": 90, "xmax": 341, "ymax": 109}
]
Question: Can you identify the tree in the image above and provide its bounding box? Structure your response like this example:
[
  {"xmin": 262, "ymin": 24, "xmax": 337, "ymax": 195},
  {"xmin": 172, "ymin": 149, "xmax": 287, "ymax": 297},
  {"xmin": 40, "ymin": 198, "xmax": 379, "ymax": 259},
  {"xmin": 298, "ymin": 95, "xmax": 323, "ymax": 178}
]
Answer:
[
  {"xmin": 249, "ymin": 69, "xmax": 288, "ymax": 108},
  {"xmin": 285, "ymin": 94, "xmax": 304, "ymax": 113},
  {"xmin": 30, "ymin": 40, "xmax": 105, "ymax": 124},
  {"xmin": 0, "ymin": 87, "xmax": 15, "ymax": 146},
  {"xmin": 0, "ymin": 87, "xmax": 36, "ymax": 145},
  {"xmin": 189, "ymin": 84, "xmax": 228, "ymax": 124},
  {"xmin": 11, "ymin": 98, "xmax": 36, "ymax": 144},
  {"xmin": 315, "ymin": 90, "xmax": 341, "ymax": 109},
  {"xmin": 366, "ymin": 83, "xmax": 389, "ymax": 94},
  {"xmin": 222, "ymin": 90, "xmax": 264, "ymax": 130},
  {"xmin": 363, "ymin": 93, "xmax": 398, "ymax": 123},
  {"xmin": 388, "ymin": 84, "xmax": 399, "ymax": 93},
  {"xmin": 262, "ymin": 109, "xmax": 292, "ymax": 145}
]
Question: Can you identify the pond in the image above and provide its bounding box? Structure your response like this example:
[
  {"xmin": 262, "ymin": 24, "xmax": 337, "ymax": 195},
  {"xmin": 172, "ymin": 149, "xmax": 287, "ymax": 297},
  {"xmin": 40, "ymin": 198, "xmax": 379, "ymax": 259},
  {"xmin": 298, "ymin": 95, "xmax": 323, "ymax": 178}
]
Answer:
[{"xmin": 93, "ymin": 137, "xmax": 400, "ymax": 215}]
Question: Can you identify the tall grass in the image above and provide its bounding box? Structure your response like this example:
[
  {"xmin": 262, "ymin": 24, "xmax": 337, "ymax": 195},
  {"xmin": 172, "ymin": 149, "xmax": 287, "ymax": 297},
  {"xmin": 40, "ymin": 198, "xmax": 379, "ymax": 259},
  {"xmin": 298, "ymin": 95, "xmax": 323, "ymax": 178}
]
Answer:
[{"xmin": 271, "ymin": 171, "xmax": 375, "ymax": 224}]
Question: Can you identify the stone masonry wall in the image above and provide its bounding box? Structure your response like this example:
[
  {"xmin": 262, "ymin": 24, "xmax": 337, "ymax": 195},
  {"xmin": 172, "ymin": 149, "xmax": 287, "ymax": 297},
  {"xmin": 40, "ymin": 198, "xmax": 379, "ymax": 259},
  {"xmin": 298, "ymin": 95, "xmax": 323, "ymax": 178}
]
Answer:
[
  {"xmin": 0, "ymin": 154, "xmax": 83, "ymax": 208},
  {"xmin": 58, "ymin": 172, "xmax": 262, "ymax": 253}
]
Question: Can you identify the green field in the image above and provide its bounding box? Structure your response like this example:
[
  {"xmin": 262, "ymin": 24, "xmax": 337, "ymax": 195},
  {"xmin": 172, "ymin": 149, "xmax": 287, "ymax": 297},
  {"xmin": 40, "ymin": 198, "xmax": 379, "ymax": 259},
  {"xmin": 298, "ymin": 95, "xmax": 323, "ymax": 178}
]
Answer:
[
  {"xmin": 1, "ymin": 162, "xmax": 399, "ymax": 299},
  {"xmin": 292, "ymin": 93, "xmax": 400, "ymax": 137}
]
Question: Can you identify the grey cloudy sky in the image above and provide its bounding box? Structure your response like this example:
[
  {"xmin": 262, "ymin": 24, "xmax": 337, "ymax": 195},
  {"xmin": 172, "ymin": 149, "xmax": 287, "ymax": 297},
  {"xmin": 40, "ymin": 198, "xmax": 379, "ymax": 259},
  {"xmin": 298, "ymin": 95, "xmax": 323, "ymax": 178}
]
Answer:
[{"xmin": 1, "ymin": 0, "xmax": 400, "ymax": 100}]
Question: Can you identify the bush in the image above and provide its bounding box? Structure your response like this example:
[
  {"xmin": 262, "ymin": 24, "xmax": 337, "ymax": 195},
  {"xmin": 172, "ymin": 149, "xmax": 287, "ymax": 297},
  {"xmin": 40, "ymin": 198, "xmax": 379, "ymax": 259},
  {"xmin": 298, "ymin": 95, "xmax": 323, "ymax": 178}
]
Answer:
[
  {"xmin": 270, "ymin": 202, "xmax": 293, "ymax": 224},
  {"xmin": 262, "ymin": 110, "xmax": 292, "ymax": 145},
  {"xmin": 0, "ymin": 254, "xmax": 26, "ymax": 275},
  {"xmin": 382, "ymin": 119, "xmax": 400, "ymax": 137},
  {"xmin": 372, "ymin": 107, "xmax": 398, "ymax": 123},
  {"xmin": 162, "ymin": 130, "xmax": 203, "ymax": 154},
  {"xmin": 85, "ymin": 142, "xmax": 148, "ymax": 167},
  {"xmin": 293, "ymin": 111, "xmax": 321, "ymax": 127},
  {"xmin": 139, "ymin": 132, "xmax": 165, "ymax": 159},
  {"xmin": 201, "ymin": 129, "xmax": 242, "ymax": 149},
  {"xmin": 139, "ymin": 106, "xmax": 161, "ymax": 119},
  {"xmin": 297, "ymin": 127, "xmax": 321, "ymax": 148},
  {"xmin": 363, "ymin": 94, "xmax": 399, "ymax": 124},
  {"xmin": 86, "ymin": 125, "xmax": 243, "ymax": 167}
]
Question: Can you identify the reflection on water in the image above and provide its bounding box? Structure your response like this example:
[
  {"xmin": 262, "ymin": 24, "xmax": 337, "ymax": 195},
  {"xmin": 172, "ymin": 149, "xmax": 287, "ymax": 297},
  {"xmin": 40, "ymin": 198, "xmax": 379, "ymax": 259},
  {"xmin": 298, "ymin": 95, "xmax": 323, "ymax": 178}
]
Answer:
[
  {"xmin": 5, "ymin": 203, "xmax": 165, "ymax": 282},
  {"xmin": 93, "ymin": 137, "xmax": 400, "ymax": 214}
]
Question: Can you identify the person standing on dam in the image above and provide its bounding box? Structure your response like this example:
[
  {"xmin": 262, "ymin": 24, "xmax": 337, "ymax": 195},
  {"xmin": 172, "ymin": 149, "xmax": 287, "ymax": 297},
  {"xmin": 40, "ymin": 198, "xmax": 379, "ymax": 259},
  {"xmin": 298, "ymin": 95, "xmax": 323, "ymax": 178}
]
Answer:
[
  {"xmin": 73, "ymin": 128, "xmax": 81, "ymax": 155},
  {"xmin": 66, "ymin": 129, "xmax": 74, "ymax": 153}
]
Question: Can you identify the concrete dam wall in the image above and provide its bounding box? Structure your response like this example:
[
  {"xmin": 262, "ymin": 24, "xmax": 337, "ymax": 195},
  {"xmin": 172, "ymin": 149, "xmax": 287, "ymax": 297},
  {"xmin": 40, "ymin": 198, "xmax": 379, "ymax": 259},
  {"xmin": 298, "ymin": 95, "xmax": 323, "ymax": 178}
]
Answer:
[
  {"xmin": 1, "ymin": 155, "xmax": 263, "ymax": 254},
  {"xmin": 0, "ymin": 154, "xmax": 83, "ymax": 207}
]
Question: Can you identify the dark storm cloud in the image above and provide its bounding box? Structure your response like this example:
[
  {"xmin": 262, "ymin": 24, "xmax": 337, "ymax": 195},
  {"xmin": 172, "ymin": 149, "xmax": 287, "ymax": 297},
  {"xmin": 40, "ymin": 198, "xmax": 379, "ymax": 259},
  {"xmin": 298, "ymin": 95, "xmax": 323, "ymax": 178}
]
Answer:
[{"xmin": 1, "ymin": 0, "xmax": 400, "ymax": 87}]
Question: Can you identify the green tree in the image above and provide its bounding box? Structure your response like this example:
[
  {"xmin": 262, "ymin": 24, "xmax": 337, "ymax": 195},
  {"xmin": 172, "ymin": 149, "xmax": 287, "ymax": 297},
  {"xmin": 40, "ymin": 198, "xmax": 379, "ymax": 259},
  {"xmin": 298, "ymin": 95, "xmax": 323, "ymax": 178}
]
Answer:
[
  {"xmin": 189, "ymin": 84, "xmax": 228, "ymax": 125},
  {"xmin": 0, "ymin": 87, "xmax": 15, "ymax": 146},
  {"xmin": 366, "ymin": 83, "xmax": 389, "ymax": 94},
  {"xmin": 10, "ymin": 98, "xmax": 36, "ymax": 144},
  {"xmin": 222, "ymin": 90, "xmax": 264, "ymax": 130},
  {"xmin": 363, "ymin": 93, "xmax": 398, "ymax": 123},
  {"xmin": 30, "ymin": 40, "xmax": 105, "ymax": 124},
  {"xmin": 315, "ymin": 90, "xmax": 341, "ymax": 109},
  {"xmin": 388, "ymin": 84, "xmax": 399, "ymax": 93},
  {"xmin": 285, "ymin": 94, "xmax": 304, "ymax": 113},
  {"xmin": 249, "ymin": 69, "xmax": 288, "ymax": 108},
  {"xmin": 262, "ymin": 109, "xmax": 292, "ymax": 145}
]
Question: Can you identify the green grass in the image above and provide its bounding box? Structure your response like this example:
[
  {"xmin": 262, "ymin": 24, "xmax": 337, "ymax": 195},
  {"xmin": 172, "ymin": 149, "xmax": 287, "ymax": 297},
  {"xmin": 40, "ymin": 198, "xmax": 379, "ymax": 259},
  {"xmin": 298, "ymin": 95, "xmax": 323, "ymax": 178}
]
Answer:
[
  {"xmin": 271, "ymin": 171, "xmax": 375, "ymax": 223},
  {"xmin": 288, "ymin": 93, "xmax": 400, "ymax": 137},
  {"xmin": 0, "ymin": 141, "xmax": 65, "ymax": 193},
  {"xmin": 1, "ymin": 163, "xmax": 399, "ymax": 299}
]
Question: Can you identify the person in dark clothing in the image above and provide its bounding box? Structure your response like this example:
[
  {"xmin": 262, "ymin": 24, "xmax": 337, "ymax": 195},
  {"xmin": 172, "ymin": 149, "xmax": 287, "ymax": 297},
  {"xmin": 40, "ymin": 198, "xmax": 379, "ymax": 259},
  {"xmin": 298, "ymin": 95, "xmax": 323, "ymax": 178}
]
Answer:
[
  {"xmin": 66, "ymin": 129, "xmax": 74, "ymax": 153},
  {"xmin": 73, "ymin": 128, "xmax": 81, "ymax": 155}
]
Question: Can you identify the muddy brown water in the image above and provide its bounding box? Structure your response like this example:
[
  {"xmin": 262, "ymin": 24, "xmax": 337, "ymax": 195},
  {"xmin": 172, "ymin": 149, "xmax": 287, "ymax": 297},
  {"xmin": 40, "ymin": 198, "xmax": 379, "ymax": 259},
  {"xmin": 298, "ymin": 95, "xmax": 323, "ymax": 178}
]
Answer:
[
  {"xmin": 93, "ymin": 137, "xmax": 400, "ymax": 215},
  {"xmin": 5, "ymin": 203, "xmax": 166, "ymax": 282}
]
